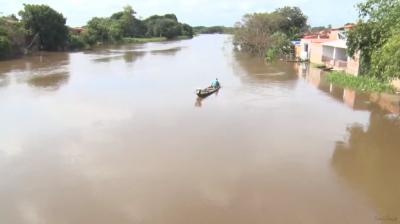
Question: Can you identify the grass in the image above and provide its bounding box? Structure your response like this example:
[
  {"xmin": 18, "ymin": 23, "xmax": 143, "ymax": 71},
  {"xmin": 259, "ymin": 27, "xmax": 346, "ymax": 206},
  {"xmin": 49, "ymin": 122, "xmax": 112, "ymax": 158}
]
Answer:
[
  {"xmin": 326, "ymin": 71, "xmax": 395, "ymax": 93},
  {"xmin": 122, "ymin": 37, "xmax": 167, "ymax": 44}
]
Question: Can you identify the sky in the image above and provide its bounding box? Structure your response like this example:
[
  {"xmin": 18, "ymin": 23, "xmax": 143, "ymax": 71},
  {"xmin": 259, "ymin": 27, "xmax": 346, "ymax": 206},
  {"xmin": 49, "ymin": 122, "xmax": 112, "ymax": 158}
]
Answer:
[{"xmin": 0, "ymin": 0, "xmax": 360, "ymax": 27}]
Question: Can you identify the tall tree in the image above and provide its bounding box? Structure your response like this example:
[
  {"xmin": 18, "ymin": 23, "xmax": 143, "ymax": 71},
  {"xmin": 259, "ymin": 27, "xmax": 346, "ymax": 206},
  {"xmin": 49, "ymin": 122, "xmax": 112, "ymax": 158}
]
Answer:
[
  {"xmin": 274, "ymin": 6, "xmax": 308, "ymax": 38},
  {"xmin": 144, "ymin": 14, "xmax": 184, "ymax": 39},
  {"xmin": 19, "ymin": 4, "xmax": 68, "ymax": 50}
]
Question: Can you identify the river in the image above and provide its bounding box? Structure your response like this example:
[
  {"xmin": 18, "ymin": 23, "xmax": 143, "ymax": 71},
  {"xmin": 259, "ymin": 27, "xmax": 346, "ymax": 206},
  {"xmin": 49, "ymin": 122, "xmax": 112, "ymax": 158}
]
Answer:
[{"xmin": 0, "ymin": 34, "xmax": 399, "ymax": 224}]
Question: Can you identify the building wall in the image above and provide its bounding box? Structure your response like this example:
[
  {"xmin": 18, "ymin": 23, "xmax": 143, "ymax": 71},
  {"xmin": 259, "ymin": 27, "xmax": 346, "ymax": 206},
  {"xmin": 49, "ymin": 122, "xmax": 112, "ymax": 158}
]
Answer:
[
  {"xmin": 329, "ymin": 30, "xmax": 340, "ymax": 40},
  {"xmin": 309, "ymin": 42, "xmax": 323, "ymax": 64},
  {"xmin": 294, "ymin": 45, "xmax": 301, "ymax": 58},
  {"xmin": 346, "ymin": 51, "xmax": 360, "ymax": 76}
]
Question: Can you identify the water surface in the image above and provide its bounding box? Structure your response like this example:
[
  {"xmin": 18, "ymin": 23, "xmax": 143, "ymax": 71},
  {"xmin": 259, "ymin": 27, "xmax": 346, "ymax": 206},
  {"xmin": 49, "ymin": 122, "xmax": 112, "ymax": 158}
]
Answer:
[{"xmin": 0, "ymin": 35, "xmax": 399, "ymax": 224}]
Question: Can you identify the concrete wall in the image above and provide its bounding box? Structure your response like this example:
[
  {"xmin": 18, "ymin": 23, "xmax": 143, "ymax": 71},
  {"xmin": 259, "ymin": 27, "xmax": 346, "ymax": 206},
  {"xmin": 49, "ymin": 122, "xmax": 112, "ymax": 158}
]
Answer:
[
  {"xmin": 309, "ymin": 42, "xmax": 323, "ymax": 64},
  {"xmin": 294, "ymin": 45, "xmax": 301, "ymax": 58},
  {"xmin": 346, "ymin": 53, "xmax": 360, "ymax": 76}
]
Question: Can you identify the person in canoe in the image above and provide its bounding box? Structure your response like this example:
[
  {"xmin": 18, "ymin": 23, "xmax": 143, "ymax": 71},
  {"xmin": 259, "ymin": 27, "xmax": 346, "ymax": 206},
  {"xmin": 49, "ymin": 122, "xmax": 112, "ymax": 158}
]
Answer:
[{"xmin": 211, "ymin": 78, "xmax": 220, "ymax": 88}]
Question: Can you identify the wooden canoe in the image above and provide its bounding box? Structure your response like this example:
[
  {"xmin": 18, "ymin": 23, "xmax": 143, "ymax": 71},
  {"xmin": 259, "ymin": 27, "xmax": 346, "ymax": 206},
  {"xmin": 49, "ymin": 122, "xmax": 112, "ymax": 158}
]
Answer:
[{"xmin": 196, "ymin": 86, "xmax": 220, "ymax": 98}]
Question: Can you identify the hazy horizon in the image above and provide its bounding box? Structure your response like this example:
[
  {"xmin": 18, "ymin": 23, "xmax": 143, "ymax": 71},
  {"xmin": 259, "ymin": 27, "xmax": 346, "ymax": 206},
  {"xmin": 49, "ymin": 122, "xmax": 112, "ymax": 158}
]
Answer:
[{"xmin": 1, "ymin": 0, "xmax": 359, "ymax": 28}]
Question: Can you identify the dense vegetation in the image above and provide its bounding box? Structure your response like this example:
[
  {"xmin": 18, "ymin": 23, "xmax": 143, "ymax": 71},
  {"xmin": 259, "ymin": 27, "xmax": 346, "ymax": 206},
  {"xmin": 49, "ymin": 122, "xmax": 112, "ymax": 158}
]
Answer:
[
  {"xmin": 193, "ymin": 26, "xmax": 235, "ymax": 34},
  {"xmin": 0, "ymin": 15, "xmax": 26, "ymax": 59},
  {"xmin": 83, "ymin": 7, "xmax": 193, "ymax": 46},
  {"xmin": 347, "ymin": 0, "xmax": 400, "ymax": 80},
  {"xmin": 19, "ymin": 4, "xmax": 69, "ymax": 51},
  {"xmin": 0, "ymin": 4, "xmax": 193, "ymax": 59},
  {"xmin": 326, "ymin": 71, "xmax": 395, "ymax": 93},
  {"xmin": 233, "ymin": 6, "xmax": 308, "ymax": 59}
]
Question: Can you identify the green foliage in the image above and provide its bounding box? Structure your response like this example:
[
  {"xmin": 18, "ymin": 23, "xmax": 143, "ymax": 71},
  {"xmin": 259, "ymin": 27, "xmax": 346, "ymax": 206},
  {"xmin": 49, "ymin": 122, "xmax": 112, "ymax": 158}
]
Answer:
[
  {"xmin": 84, "ymin": 16, "xmax": 125, "ymax": 44},
  {"xmin": 326, "ymin": 71, "xmax": 395, "ymax": 93},
  {"xmin": 0, "ymin": 4, "xmax": 193, "ymax": 58},
  {"xmin": 273, "ymin": 6, "xmax": 308, "ymax": 39},
  {"xmin": 234, "ymin": 6, "xmax": 308, "ymax": 56},
  {"xmin": 195, "ymin": 26, "xmax": 224, "ymax": 34},
  {"xmin": 0, "ymin": 16, "xmax": 26, "ymax": 58},
  {"xmin": 67, "ymin": 33, "xmax": 87, "ymax": 50},
  {"xmin": 19, "ymin": 4, "xmax": 68, "ymax": 50},
  {"xmin": 347, "ymin": 0, "xmax": 400, "ymax": 78},
  {"xmin": 82, "ymin": 9, "xmax": 193, "ymax": 46},
  {"xmin": 84, "ymin": 17, "xmax": 111, "ymax": 44},
  {"xmin": 0, "ymin": 35, "xmax": 11, "ymax": 58},
  {"xmin": 266, "ymin": 32, "xmax": 291, "ymax": 61},
  {"xmin": 144, "ymin": 14, "xmax": 190, "ymax": 39},
  {"xmin": 122, "ymin": 37, "xmax": 167, "ymax": 43},
  {"xmin": 193, "ymin": 26, "xmax": 235, "ymax": 34},
  {"xmin": 181, "ymin": 24, "xmax": 193, "ymax": 37},
  {"xmin": 370, "ymin": 33, "xmax": 400, "ymax": 80}
]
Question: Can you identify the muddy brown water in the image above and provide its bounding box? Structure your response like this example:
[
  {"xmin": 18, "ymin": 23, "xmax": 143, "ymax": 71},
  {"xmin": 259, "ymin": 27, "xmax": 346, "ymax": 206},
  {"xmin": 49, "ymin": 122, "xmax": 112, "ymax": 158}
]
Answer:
[{"xmin": 0, "ymin": 35, "xmax": 399, "ymax": 224}]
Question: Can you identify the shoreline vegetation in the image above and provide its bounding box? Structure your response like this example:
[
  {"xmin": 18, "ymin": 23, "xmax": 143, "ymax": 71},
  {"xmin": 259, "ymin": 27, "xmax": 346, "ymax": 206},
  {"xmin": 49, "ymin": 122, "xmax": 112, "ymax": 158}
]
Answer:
[
  {"xmin": 233, "ymin": 0, "xmax": 400, "ymax": 94},
  {"xmin": 326, "ymin": 71, "xmax": 395, "ymax": 93},
  {"xmin": 0, "ymin": 4, "xmax": 195, "ymax": 60},
  {"xmin": 193, "ymin": 26, "xmax": 235, "ymax": 34}
]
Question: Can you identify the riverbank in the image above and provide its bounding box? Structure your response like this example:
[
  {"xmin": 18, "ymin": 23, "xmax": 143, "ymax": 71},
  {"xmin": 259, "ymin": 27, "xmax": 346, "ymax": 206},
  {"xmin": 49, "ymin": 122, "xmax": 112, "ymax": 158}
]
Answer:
[
  {"xmin": 326, "ymin": 71, "xmax": 396, "ymax": 93},
  {"xmin": 0, "ymin": 35, "xmax": 194, "ymax": 62},
  {"xmin": 122, "ymin": 35, "xmax": 191, "ymax": 44}
]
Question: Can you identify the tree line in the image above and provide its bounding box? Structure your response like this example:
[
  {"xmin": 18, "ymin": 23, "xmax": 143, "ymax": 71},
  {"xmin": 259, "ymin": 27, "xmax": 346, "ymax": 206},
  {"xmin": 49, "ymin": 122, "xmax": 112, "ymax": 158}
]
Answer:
[
  {"xmin": 193, "ymin": 26, "xmax": 235, "ymax": 34},
  {"xmin": 0, "ymin": 4, "xmax": 194, "ymax": 59}
]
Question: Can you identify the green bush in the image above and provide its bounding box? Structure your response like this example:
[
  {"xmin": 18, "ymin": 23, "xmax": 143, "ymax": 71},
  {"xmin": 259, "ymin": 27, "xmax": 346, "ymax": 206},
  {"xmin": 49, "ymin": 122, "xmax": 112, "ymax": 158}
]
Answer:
[
  {"xmin": 326, "ymin": 71, "xmax": 395, "ymax": 93},
  {"xmin": 370, "ymin": 33, "xmax": 400, "ymax": 80},
  {"xmin": 68, "ymin": 33, "xmax": 87, "ymax": 50},
  {"xmin": 0, "ymin": 35, "xmax": 11, "ymax": 58}
]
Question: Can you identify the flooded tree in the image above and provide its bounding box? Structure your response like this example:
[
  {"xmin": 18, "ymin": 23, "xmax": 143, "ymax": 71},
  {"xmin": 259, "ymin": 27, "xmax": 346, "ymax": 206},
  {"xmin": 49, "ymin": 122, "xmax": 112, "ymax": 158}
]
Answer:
[
  {"xmin": 234, "ymin": 6, "xmax": 308, "ymax": 58},
  {"xmin": 19, "ymin": 4, "xmax": 68, "ymax": 51}
]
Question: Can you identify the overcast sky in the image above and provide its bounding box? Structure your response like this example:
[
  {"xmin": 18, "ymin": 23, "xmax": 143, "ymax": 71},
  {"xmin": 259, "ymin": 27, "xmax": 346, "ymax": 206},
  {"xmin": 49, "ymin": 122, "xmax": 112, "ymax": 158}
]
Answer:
[{"xmin": 1, "ymin": 0, "xmax": 360, "ymax": 27}]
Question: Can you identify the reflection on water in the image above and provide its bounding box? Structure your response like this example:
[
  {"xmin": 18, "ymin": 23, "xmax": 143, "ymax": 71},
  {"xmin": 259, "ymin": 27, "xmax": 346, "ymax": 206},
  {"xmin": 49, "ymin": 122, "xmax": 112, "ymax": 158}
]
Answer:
[
  {"xmin": 91, "ymin": 45, "xmax": 180, "ymax": 63},
  {"xmin": 27, "ymin": 72, "xmax": 69, "ymax": 90},
  {"xmin": 195, "ymin": 97, "xmax": 203, "ymax": 107},
  {"xmin": 123, "ymin": 51, "xmax": 146, "ymax": 63},
  {"xmin": 93, "ymin": 51, "xmax": 146, "ymax": 64},
  {"xmin": 233, "ymin": 52, "xmax": 298, "ymax": 83},
  {"xmin": 0, "ymin": 52, "xmax": 70, "ymax": 90},
  {"xmin": 300, "ymin": 62, "xmax": 400, "ymax": 223},
  {"xmin": 298, "ymin": 63, "xmax": 400, "ymax": 114},
  {"xmin": 0, "ymin": 74, "xmax": 10, "ymax": 88},
  {"xmin": 332, "ymin": 106, "xmax": 400, "ymax": 222},
  {"xmin": 150, "ymin": 47, "xmax": 182, "ymax": 56},
  {"xmin": 194, "ymin": 90, "xmax": 220, "ymax": 108}
]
